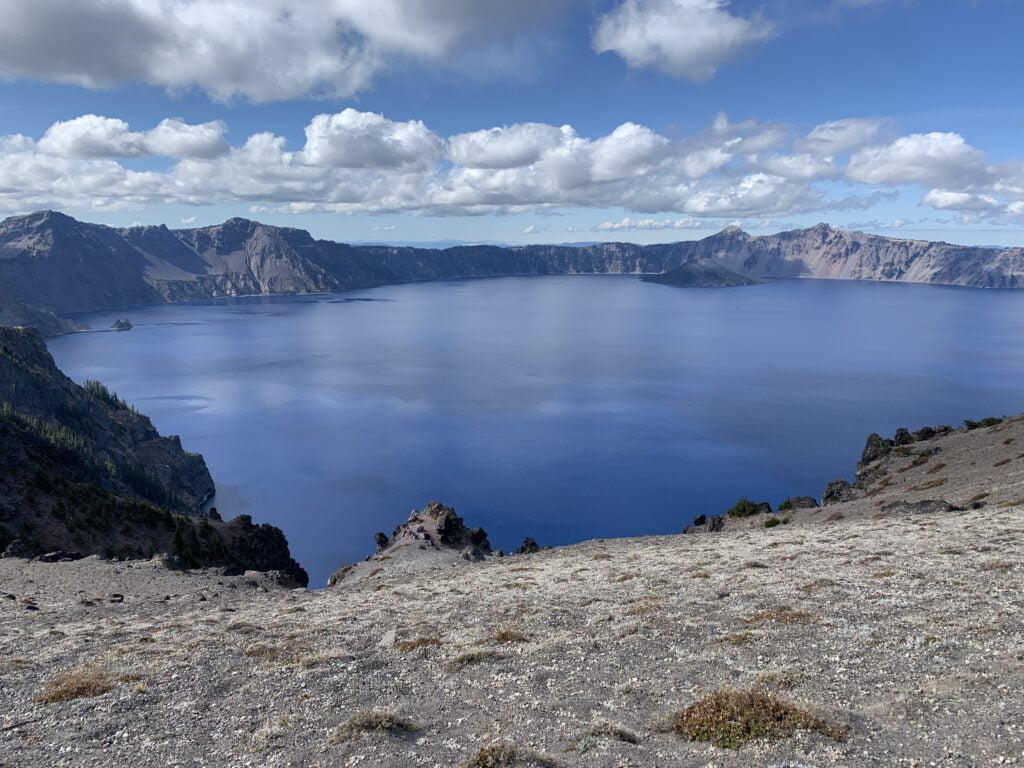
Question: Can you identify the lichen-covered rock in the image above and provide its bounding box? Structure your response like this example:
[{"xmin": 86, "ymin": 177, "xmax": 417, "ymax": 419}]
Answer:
[
  {"xmin": 860, "ymin": 433, "xmax": 893, "ymax": 465},
  {"xmin": 822, "ymin": 479, "xmax": 855, "ymax": 506}
]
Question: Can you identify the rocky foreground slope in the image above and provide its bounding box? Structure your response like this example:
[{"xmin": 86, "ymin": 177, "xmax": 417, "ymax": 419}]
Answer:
[
  {"xmin": 1, "ymin": 211, "xmax": 1022, "ymax": 332},
  {"xmin": 1, "ymin": 415, "xmax": 1022, "ymax": 766},
  {"xmin": 0, "ymin": 325, "xmax": 307, "ymax": 586}
]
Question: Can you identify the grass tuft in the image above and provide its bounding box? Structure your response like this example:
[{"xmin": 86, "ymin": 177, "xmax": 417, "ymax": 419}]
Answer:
[
  {"xmin": 36, "ymin": 664, "xmax": 115, "ymax": 704},
  {"xmin": 588, "ymin": 720, "xmax": 640, "ymax": 744},
  {"xmin": 328, "ymin": 710, "xmax": 418, "ymax": 744},
  {"xmin": 460, "ymin": 743, "xmax": 560, "ymax": 767},
  {"xmin": 673, "ymin": 689, "xmax": 846, "ymax": 749},
  {"xmin": 396, "ymin": 636, "xmax": 441, "ymax": 653}
]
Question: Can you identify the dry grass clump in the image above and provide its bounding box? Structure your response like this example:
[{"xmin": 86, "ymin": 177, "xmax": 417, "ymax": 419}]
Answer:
[
  {"xmin": 994, "ymin": 458, "xmax": 1011, "ymax": 468},
  {"xmin": 244, "ymin": 643, "xmax": 283, "ymax": 661},
  {"xmin": 328, "ymin": 710, "xmax": 419, "ymax": 744},
  {"xmin": 926, "ymin": 462, "xmax": 947, "ymax": 475},
  {"xmin": 588, "ymin": 720, "xmax": 640, "ymax": 744},
  {"xmin": 396, "ymin": 636, "xmax": 442, "ymax": 652},
  {"xmin": 452, "ymin": 649, "xmax": 504, "ymax": 668},
  {"xmin": 911, "ymin": 477, "xmax": 947, "ymax": 491},
  {"xmin": 745, "ymin": 607, "xmax": 817, "ymax": 625},
  {"xmin": 672, "ymin": 689, "xmax": 846, "ymax": 749},
  {"xmin": 36, "ymin": 664, "xmax": 116, "ymax": 704},
  {"xmin": 717, "ymin": 630, "xmax": 755, "ymax": 646},
  {"xmin": 460, "ymin": 743, "xmax": 560, "ymax": 767},
  {"xmin": 968, "ymin": 491, "xmax": 991, "ymax": 504},
  {"xmin": 490, "ymin": 627, "xmax": 530, "ymax": 644}
]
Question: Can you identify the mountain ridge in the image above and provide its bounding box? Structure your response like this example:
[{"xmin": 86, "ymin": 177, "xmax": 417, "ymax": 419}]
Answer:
[{"xmin": 2, "ymin": 211, "xmax": 1023, "ymax": 332}]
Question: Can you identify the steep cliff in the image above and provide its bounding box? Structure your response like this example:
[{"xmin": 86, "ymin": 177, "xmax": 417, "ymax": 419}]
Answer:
[{"xmin": 0, "ymin": 326, "xmax": 307, "ymax": 585}]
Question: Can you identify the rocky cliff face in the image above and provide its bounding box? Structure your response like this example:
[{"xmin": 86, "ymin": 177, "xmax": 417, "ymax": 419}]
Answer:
[
  {"xmin": 1, "ymin": 211, "xmax": 1023, "ymax": 333},
  {"xmin": 0, "ymin": 326, "xmax": 307, "ymax": 585}
]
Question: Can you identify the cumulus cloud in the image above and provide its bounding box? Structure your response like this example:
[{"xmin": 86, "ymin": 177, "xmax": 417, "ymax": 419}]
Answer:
[
  {"xmin": 300, "ymin": 110, "xmax": 444, "ymax": 170},
  {"xmin": 594, "ymin": 0, "xmax": 776, "ymax": 81},
  {"xmin": 449, "ymin": 124, "xmax": 568, "ymax": 169},
  {"xmin": 796, "ymin": 118, "xmax": 888, "ymax": 157},
  {"xmin": 2, "ymin": 108, "xmax": 1022, "ymax": 223},
  {"xmin": 847, "ymin": 132, "xmax": 991, "ymax": 187},
  {"xmin": 0, "ymin": 0, "xmax": 580, "ymax": 102},
  {"xmin": 38, "ymin": 115, "xmax": 228, "ymax": 159}
]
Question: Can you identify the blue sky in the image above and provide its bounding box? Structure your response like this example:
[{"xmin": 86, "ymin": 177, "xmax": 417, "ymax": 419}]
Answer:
[{"xmin": 1, "ymin": 0, "xmax": 1023, "ymax": 245}]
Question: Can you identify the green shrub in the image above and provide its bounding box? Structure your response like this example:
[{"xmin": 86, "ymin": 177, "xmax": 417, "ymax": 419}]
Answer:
[
  {"xmin": 726, "ymin": 497, "xmax": 760, "ymax": 518},
  {"xmin": 964, "ymin": 417, "xmax": 1004, "ymax": 430},
  {"xmin": 764, "ymin": 518, "xmax": 781, "ymax": 529}
]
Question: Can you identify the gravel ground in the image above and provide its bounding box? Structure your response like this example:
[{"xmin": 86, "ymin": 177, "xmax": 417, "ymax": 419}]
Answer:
[{"xmin": 2, "ymin": 418, "xmax": 1023, "ymax": 767}]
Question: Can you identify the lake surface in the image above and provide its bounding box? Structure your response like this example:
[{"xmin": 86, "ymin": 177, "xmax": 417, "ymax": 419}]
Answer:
[{"xmin": 47, "ymin": 276, "xmax": 1024, "ymax": 586}]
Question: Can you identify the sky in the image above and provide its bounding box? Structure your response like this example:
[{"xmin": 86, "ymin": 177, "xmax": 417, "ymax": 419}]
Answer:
[{"xmin": 1, "ymin": 0, "xmax": 1023, "ymax": 246}]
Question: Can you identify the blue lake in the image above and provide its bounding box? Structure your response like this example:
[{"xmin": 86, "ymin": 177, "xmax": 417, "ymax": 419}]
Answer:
[{"xmin": 47, "ymin": 276, "xmax": 1024, "ymax": 586}]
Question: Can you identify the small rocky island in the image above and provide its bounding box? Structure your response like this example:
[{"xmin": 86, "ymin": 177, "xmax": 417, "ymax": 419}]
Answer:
[
  {"xmin": 110, "ymin": 317, "xmax": 133, "ymax": 331},
  {"xmin": 642, "ymin": 259, "xmax": 765, "ymax": 288}
]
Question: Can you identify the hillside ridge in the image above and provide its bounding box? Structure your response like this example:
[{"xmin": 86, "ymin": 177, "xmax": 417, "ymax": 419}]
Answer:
[{"xmin": 2, "ymin": 212, "xmax": 1023, "ymax": 332}]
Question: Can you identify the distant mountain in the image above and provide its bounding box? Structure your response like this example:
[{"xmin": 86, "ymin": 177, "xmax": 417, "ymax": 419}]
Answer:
[
  {"xmin": 0, "ymin": 326, "xmax": 307, "ymax": 584},
  {"xmin": 642, "ymin": 259, "xmax": 765, "ymax": 287},
  {"xmin": 1, "ymin": 212, "xmax": 1022, "ymax": 332}
]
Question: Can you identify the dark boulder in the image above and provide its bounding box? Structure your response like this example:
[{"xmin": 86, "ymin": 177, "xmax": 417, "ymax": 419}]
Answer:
[
  {"xmin": 894, "ymin": 428, "xmax": 913, "ymax": 446},
  {"xmin": 374, "ymin": 532, "xmax": 390, "ymax": 551},
  {"xmin": 754, "ymin": 502, "xmax": 773, "ymax": 515},
  {"xmin": 822, "ymin": 479, "xmax": 854, "ymax": 506},
  {"xmin": 37, "ymin": 550, "xmax": 84, "ymax": 563},
  {"xmin": 912, "ymin": 426, "xmax": 937, "ymax": 441},
  {"xmin": 515, "ymin": 537, "xmax": 542, "ymax": 555}
]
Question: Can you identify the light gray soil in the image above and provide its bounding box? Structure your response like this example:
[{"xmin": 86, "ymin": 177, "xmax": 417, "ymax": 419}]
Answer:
[{"xmin": 2, "ymin": 418, "xmax": 1024, "ymax": 767}]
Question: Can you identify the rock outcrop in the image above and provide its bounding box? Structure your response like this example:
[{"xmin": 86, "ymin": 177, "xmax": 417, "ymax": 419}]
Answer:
[{"xmin": 328, "ymin": 501, "xmax": 493, "ymax": 587}]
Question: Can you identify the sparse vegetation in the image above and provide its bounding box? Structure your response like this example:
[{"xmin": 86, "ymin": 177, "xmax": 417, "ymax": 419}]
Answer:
[
  {"xmin": 765, "ymin": 517, "xmax": 781, "ymax": 528},
  {"xmin": 83, "ymin": 379, "xmax": 136, "ymax": 412},
  {"xmin": 36, "ymin": 664, "xmax": 115, "ymax": 704},
  {"xmin": 460, "ymin": 743, "xmax": 559, "ymax": 768},
  {"xmin": 397, "ymin": 636, "xmax": 442, "ymax": 652},
  {"xmin": 746, "ymin": 607, "xmax": 817, "ymax": 625},
  {"xmin": 490, "ymin": 627, "xmax": 530, "ymax": 644},
  {"xmin": 588, "ymin": 720, "xmax": 639, "ymax": 744},
  {"xmin": 672, "ymin": 689, "xmax": 846, "ymax": 749},
  {"xmin": 452, "ymin": 649, "xmax": 504, "ymax": 667},
  {"xmin": 328, "ymin": 710, "xmax": 418, "ymax": 744},
  {"xmin": 964, "ymin": 417, "xmax": 1003, "ymax": 430},
  {"xmin": 911, "ymin": 477, "xmax": 947, "ymax": 491}
]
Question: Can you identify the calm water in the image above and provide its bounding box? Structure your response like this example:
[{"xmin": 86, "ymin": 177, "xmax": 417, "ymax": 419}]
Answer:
[{"xmin": 47, "ymin": 276, "xmax": 1024, "ymax": 586}]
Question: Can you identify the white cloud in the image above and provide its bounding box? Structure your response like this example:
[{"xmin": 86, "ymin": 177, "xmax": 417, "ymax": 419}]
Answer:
[
  {"xmin": 449, "ymin": 124, "xmax": 568, "ymax": 169},
  {"xmin": 38, "ymin": 114, "xmax": 227, "ymax": 158},
  {"xmin": 797, "ymin": 118, "xmax": 888, "ymax": 157},
  {"xmin": 300, "ymin": 110, "xmax": 444, "ymax": 170},
  {"xmin": 595, "ymin": 217, "xmax": 709, "ymax": 231},
  {"xmin": 521, "ymin": 224, "xmax": 539, "ymax": 234},
  {"xmin": 3, "ymin": 109, "xmax": 1024, "ymax": 223},
  {"xmin": 0, "ymin": 0, "xmax": 580, "ymax": 103},
  {"xmin": 847, "ymin": 132, "xmax": 991, "ymax": 187},
  {"xmin": 593, "ymin": 0, "xmax": 776, "ymax": 81}
]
